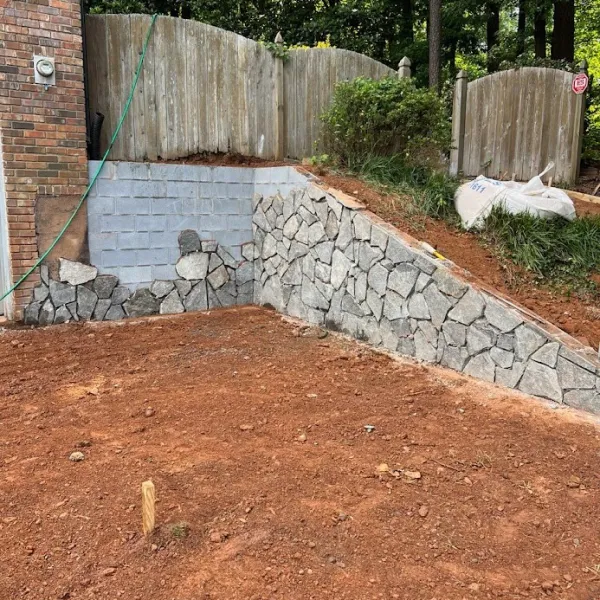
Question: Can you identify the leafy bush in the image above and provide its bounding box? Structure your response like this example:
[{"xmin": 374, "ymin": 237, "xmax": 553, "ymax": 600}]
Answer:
[{"xmin": 321, "ymin": 76, "xmax": 451, "ymax": 169}]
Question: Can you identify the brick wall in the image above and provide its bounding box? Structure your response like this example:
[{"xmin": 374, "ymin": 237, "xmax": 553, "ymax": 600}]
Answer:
[
  {"xmin": 0, "ymin": 0, "xmax": 88, "ymax": 318},
  {"xmin": 87, "ymin": 161, "xmax": 307, "ymax": 288}
]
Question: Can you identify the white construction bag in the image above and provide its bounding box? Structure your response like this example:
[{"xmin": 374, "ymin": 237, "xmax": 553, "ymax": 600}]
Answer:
[{"xmin": 454, "ymin": 164, "xmax": 576, "ymax": 230}]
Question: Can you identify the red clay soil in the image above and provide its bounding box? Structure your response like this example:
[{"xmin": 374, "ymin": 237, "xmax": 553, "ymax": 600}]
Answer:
[
  {"xmin": 2, "ymin": 307, "xmax": 600, "ymax": 600},
  {"xmin": 311, "ymin": 171, "xmax": 600, "ymax": 351}
]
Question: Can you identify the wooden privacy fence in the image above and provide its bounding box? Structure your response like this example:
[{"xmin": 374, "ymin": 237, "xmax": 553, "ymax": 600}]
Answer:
[
  {"xmin": 449, "ymin": 66, "xmax": 587, "ymax": 183},
  {"xmin": 84, "ymin": 15, "xmax": 400, "ymax": 161}
]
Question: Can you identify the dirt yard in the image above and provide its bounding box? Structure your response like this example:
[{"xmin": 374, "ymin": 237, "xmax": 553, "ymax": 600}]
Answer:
[{"xmin": 2, "ymin": 307, "xmax": 600, "ymax": 600}]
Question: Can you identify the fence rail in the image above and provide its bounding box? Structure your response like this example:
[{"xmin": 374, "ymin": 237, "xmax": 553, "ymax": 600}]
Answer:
[{"xmin": 85, "ymin": 15, "xmax": 398, "ymax": 161}]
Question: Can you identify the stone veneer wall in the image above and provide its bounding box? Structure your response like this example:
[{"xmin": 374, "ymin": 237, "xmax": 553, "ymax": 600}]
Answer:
[{"xmin": 252, "ymin": 179, "xmax": 600, "ymax": 414}]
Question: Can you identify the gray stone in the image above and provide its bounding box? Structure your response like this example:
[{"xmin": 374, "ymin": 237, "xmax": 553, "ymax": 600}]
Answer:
[
  {"xmin": 24, "ymin": 302, "xmax": 41, "ymax": 325},
  {"xmin": 308, "ymin": 221, "xmax": 327, "ymax": 246},
  {"xmin": 315, "ymin": 241, "xmax": 334, "ymax": 265},
  {"xmin": 407, "ymin": 294, "xmax": 430, "ymax": 320},
  {"xmin": 295, "ymin": 221, "xmax": 310, "ymax": 245},
  {"xmin": 174, "ymin": 279, "xmax": 192, "ymax": 298},
  {"xmin": 67, "ymin": 302, "xmax": 79, "ymax": 321},
  {"xmin": 353, "ymin": 214, "xmax": 371, "ymax": 240},
  {"xmin": 315, "ymin": 278, "xmax": 334, "ymax": 302},
  {"xmin": 557, "ymin": 357, "xmax": 596, "ymax": 390},
  {"xmin": 315, "ymin": 262, "xmax": 331, "ymax": 284},
  {"xmin": 464, "ymin": 353, "xmax": 496, "ymax": 382},
  {"xmin": 49, "ymin": 280, "xmax": 76, "ymax": 306},
  {"xmin": 418, "ymin": 320, "xmax": 438, "ymax": 347},
  {"xmin": 432, "ymin": 269, "xmax": 468, "ymax": 298},
  {"xmin": 236, "ymin": 261, "xmax": 254, "ymax": 285},
  {"xmin": 184, "ymin": 282, "xmax": 209, "ymax": 311},
  {"xmin": 93, "ymin": 298, "xmax": 111, "ymax": 321},
  {"xmin": 357, "ymin": 242, "xmax": 383, "ymax": 271},
  {"xmin": 391, "ymin": 318, "xmax": 412, "ymax": 338},
  {"xmin": 383, "ymin": 290, "xmax": 406, "ymax": 321},
  {"xmin": 441, "ymin": 346, "xmax": 470, "ymax": 371},
  {"xmin": 54, "ymin": 305, "xmax": 71, "ymax": 325},
  {"xmin": 272, "ymin": 194, "xmax": 284, "ymax": 216},
  {"xmin": 77, "ymin": 286, "xmax": 98, "ymax": 320},
  {"xmin": 495, "ymin": 361, "xmax": 525, "ymax": 389},
  {"xmin": 40, "ymin": 265, "xmax": 49, "ymax": 286},
  {"xmin": 202, "ymin": 240, "xmax": 218, "ymax": 253},
  {"xmin": 448, "ymin": 289, "xmax": 485, "ymax": 325},
  {"xmin": 342, "ymin": 294, "xmax": 365, "ymax": 317},
  {"xmin": 490, "ymin": 346, "xmax": 514, "ymax": 369},
  {"xmin": 415, "ymin": 272, "xmax": 432, "ymax": 293},
  {"xmin": 518, "ymin": 361, "xmax": 562, "ymax": 402},
  {"xmin": 93, "ymin": 274, "xmax": 119, "ymax": 299},
  {"xmin": 514, "ymin": 325, "xmax": 547, "ymax": 361},
  {"xmin": 325, "ymin": 193, "xmax": 343, "ymax": 220},
  {"xmin": 265, "ymin": 207, "xmax": 278, "ymax": 228},
  {"xmin": 111, "ymin": 286, "xmax": 130, "ymax": 305},
  {"xmin": 278, "ymin": 241, "xmax": 290, "ymax": 259},
  {"xmin": 367, "ymin": 262, "xmax": 389, "ymax": 296},
  {"xmin": 313, "ymin": 199, "xmax": 329, "ymax": 226},
  {"xmin": 124, "ymin": 288, "xmax": 160, "ymax": 317},
  {"xmin": 33, "ymin": 284, "xmax": 49, "ymax": 303},
  {"xmin": 303, "ymin": 253, "xmax": 316, "ymax": 280},
  {"xmin": 301, "ymin": 276, "xmax": 329, "ymax": 310},
  {"xmin": 531, "ymin": 342, "xmax": 560, "ymax": 368},
  {"xmin": 150, "ymin": 280, "xmax": 175, "ymax": 299},
  {"xmin": 217, "ymin": 246, "xmax": 238, "ymax": 269},
  {"xmin": 423, "ymin": 284, "xmax": 452, "ymax": 328},
  {"xmin": 105, "ymin": 305, "xmax": 125, "ymax": 321},
  {"xmin": 467, "ymin": 326, "xmax": 495, "ymax": 355},
  {"xmin": 370, "ymin": 226, "xmax": 388, "ymax": 251},
  {"xmin": 385, "ymin": 237, "xmax": 413, "ymax": 264},
  {"xmin": 39, "ymin": 299, "xmax": 55, "ymax": 326},
  {"xmin": 160, "ymin": 289, "xmax": 185, "ymax": 314},
  {"xmin": 241, "ymin": 242, "xmax": 254, "ymax": 261},
  {"xmin": 59, "ymin": 258, "xmax": 97, "ymax": 286},
  {"xmin": 325, "ymin": 212, "xmax": 339, "ymax": 240},
  {"xmin": 286, "ymin": 290, "xmax": 308, "ymax": 320},
  {"xmin": 282, "ymin": 260, "xmax": 303, "ymax": 286},
  {"xmin": 379, "ymin": 318, "xmax": 400, "ymax": 352},
  {"xmin": 497, "ymin": 334, "xmax": 515, "ymax": 351},
  {"xmin": 176, "ymin": 252, "xmax": 210, "ymax": 281},
  {"xmin": 397, "ymin": 337, "xmax": 416, "ymax": 357},
  {"xmin": 387, "ymin": 263, "xmax": 419, "ymax": 298},
  {"xmin": 207, "ymin": 265, "xmax": 229, "ymax": 290},
  {"xmin": 558, "ymin": 346, "xmax": 597, "ymax": 373},
  {"xmin": 283, "ymin": 215, "xmax": 301, "ymax": 239},
  {"xmin": 563, "ymin": 389, "xmax": 600, "ymax": 413},
  {"xmin": 253, "ymin": 208, "xmax": 272, "ymax": 232},
  {"xmin": 366, "ymin": 288, "xmax": 383, "ymax": 321},
  {"xmin": 208, "ymin": 253, "xmax": 224, "ymax": 273},
  {"xmin": 289, "ymin": 241, "xmax": 309, "ymax": 262},
  {"xmin": 354, "ymin": 271, "xmax": 367, "ymax": 303},
  {"xmin": 336, "ymin": 210, "xmax": 353, "ymax": 250},
  {"xmin": 331, "ymin": 250, "xmax": 351, "ymax": 290},
  {"xmin": 413, "ymin": 254, "xmax": 437, "ymax": 275},
  {"xmin": 178, "ymin": 229, "xmax": 201, "ymax": 255},
  {"xmin": 484, "ymin": 298, "xmax": 524, "ymax": 333},
  {"xmin": 442, "ymin": 322, "xmax": 467, "ymax": 346},
  {"xmin": 261, "ymin": 233, "xmax": 278, "ymax": 260},
  {"xmin": 343, "ymin": 241, "xmax": 355, "ymax": 262},
  {"xmin": 414, "ymin": 330, "xmax": 437, "ymax": 363}
]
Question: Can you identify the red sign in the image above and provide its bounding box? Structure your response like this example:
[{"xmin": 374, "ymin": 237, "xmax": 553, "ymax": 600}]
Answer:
[{"xmin": 572, "ymin": 73, "xmax": 589, "ymax": 95}]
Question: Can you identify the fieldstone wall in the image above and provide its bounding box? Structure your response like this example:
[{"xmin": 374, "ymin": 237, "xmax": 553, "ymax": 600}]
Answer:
[
  {"xmin": 24, "ymin": 230, "xmax": 253, "ymax": 325},
  {"xmin": 252, "ymin": 182, "xmax": 600, "ymax": 414}
]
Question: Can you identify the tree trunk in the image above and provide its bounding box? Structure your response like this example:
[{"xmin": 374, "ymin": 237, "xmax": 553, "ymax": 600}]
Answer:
[
  {"xmin": 551, "ymin": 0, "xmax": 574, "ymax": 61},
  {"xmin": 487, "ymin": 2, "xmax": 500, "ymax": 72},
  {"xmin": 534, "ymin": 6, "xmax": 547, "ymax": 58},
  {"xmin": 517, "ymin": 0, "xmax": 526, "ymax": 55},
  {"xmin": 401, "ymin": 0, "xmax": 414, "ymax": 43},
  {"xmin": 428, "ymin": 0, "xmax": 441, "ymax": 89}
]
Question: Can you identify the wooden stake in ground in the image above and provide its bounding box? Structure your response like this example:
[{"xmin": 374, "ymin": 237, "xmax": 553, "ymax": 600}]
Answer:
[{"xmin": 141, "ymin": 480, "xmax": 156, "ymax": 536}]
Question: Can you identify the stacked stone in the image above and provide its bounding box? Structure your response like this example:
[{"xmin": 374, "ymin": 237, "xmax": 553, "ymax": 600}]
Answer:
[
  {"xmin": 24, "ymin": 230, "xmax": 253, "ymax": 325},
  {"xmin": 252, "ymin": 185, "xmax": 600, "ymax": 413}
]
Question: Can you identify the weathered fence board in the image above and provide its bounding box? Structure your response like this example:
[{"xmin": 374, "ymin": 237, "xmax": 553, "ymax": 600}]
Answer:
[
  {"xmin": 85, "ymin": 15, "xmax": 396, "ymax": 161},
  {"xmin": 451, "ymin": 66, "xmax": 586, "ymax": 183}
]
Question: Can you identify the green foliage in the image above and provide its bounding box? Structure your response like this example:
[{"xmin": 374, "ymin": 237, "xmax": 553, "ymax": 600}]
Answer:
[
  {"xmin": 260, "ymin": 41, "xmax": 290, "ymax": 61},
  {"xmin": 481, "ymin": 206, "xmax": 600, "ymax": 290},
  {"xmin": 321, "ymin": 77, "xmax": 451, "ymax": 169}
]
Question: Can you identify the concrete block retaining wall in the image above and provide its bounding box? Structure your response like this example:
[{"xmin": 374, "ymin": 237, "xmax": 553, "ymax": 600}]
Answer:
[{"xmin": 252, "ymin": 178, "xmax": 600, "ymax": 414}]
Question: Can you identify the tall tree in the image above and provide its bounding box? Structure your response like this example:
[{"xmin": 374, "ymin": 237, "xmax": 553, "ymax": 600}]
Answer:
[
  {"xmin": 428, "ymin": 0, "xmax": 442, "ymax": 89},
  {"xmin": 551, "ymin": 0, "xmax": 575, "ymax": 60},
  {"xmin": 486, "ymin": 1, "xmax": 500, "ymax": 71},
  {"xmin": 517, "ymin": 0, "xmax": 526, "ymax": 55},
  {"xmin": 534, "ymin": 2, "xmax": 547, "ymax": 58}
]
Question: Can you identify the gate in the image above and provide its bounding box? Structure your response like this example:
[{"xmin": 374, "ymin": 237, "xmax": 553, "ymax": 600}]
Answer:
[{"xmin": 449, "ymin": 65, "xmax": 588, "ymax": 183}]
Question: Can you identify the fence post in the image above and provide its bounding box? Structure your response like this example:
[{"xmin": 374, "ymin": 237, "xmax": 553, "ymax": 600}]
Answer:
[
  {"xmin": 449, "ymin": 69, "xmax": 468, "ymax": 177},
  {"xmin": 398, "ymin": 57, "xmax": 411, "ymax": 79},
  {"xmin": 570, "ymin": 59, "xmax": 588, "ymax": 183},
  {"xmin": 274, "ymin": 32, "xmax": 285, "ymax": 160}
]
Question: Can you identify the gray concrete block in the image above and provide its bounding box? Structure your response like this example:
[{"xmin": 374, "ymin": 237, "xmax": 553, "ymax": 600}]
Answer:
[
  {"xmin": 226, "ymin": 215, "xmax": 252, "ymax": 230},
  {"xmin": 89, "ymin": 160, "xmax": 114, "ymax": 179},
  {"xmin": 88, "ymin": 196, "xmax": 115, "ymax": 215},
  {"xmin": 212, "ymin": 230, "xmax": 252, "ymax": 247},
  {"xmin": 214, "ymin": 198, "xmax": 243, "ymax": 215},
  {"xmin": 254, "ymin": 168, "xmax": 271, "ymax": 184},
  {"xmin": 212, "ymin": 183, "xmax": 229, "ymax": 198},
  {"xmin": 89, "ymin": 232, "xmax": 118, "ymax": 252},
  {"xmin": 117, "ymin": 266, "xmax": 153, "ymax": 285},
  {"xmin": 101, "ymin": 249, "xmax": 137, "ymax": 268},
  {"xmin": 135, "ymin": 214, "xmax": 168, "ymax": 232},
  {"xmin": 151, "ymin": 198, "xmax": 183, "ymax": 215},
  {"xmin": 137, "ymin": 248, "xmax": 170, "ymax": 266},
  {"xmin": 115, "ymin": 197, "xmax": 150, "ymax": 215},
  {"xmin": 198, "ymin": 182, "xmax": 215, "ymax": 198},
  {"xmin": 101, "ymin": 215, "xmax": 135, "ymax": 233},
  {"xmin": 197, "ymin": 198, "xmax": 214, "ymax": 214},
  {"xmin": 198, "ymin": 214, "xmax": 228, "ymax": 231},
  {"xmin": 149, "ymin": 230, "xmax": 179, "ymax": 248},
  {"xmin": 166, "ymin": 180, "xmax": 197, "ymax": 198},
  {"xmin": 117, "ymin": 232, "xmax": 150, "ymax": 250},
  {"xmin": 166, "ymin": 215, "xmax": 201, "ymax": 232},
  {"xmin": 96, "ymin": 178, "xmax": 134, "ymax": 197},
  {"xmin": 271, "ymin": 167, "xmax": 291, "ymax": 184},
  {"xmin": 116, "ymin": 161, "xmax": 149, "ymax": 180},
  {"xmin": 227, "ymin": 183, "xmax": 254, "ymax": 199}
]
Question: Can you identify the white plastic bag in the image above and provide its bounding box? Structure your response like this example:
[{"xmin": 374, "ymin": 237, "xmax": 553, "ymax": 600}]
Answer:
[{"xmin": 454, "ymin": 163, "xmax": 576, "ymax": 230}]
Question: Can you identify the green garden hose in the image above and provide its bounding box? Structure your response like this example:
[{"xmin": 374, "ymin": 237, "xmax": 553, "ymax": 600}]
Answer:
[{"xmin": 0, "ymin": 14, "xmax": 158, "ymax": 305}]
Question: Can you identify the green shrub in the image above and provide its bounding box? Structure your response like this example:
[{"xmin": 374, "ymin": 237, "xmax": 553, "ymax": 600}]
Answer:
[{"xmin": 321, "ymin": 76, "xmax": 451, "ymax": 169}]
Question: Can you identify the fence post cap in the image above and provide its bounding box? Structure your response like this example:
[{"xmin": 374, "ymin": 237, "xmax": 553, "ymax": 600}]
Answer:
[
  {"xmin": 456, "ymin": 69, "xmax": 468, "ymax": 80},
  {"xmin": 398, "ymin": 56, "xmax": 411, "ymax": 68},
  {"xmin": 579, "ymin": 59, "xmax": 588, "ymax": 73},
  {"xmin": 274, "ymin": 31, "xmax": 284, "ymax": 45}
]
